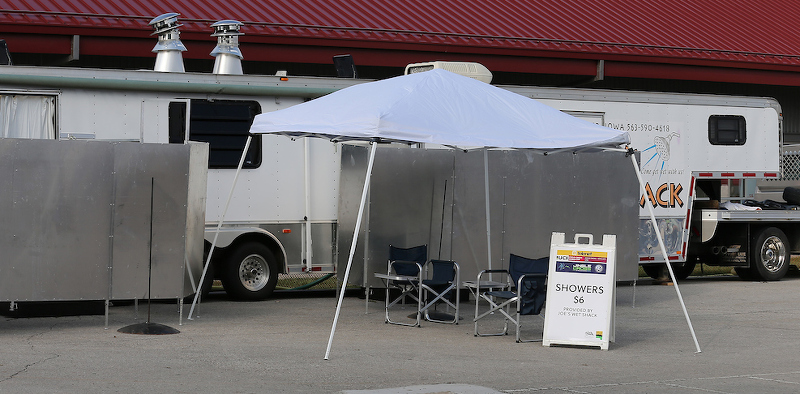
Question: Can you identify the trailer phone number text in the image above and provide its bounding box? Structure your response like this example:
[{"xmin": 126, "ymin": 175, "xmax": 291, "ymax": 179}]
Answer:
[{"xmin": 606, "ymin": 123, "xmax": 670, "ymax": 132}]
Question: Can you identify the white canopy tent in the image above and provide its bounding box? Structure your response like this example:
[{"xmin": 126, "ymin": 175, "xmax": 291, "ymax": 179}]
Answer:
[{"xmin": 189, "ymin": 69, "xmax": 700, "ymax": 357}]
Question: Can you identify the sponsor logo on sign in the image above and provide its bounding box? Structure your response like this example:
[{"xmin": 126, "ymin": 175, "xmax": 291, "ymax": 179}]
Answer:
[{"xmin": 555, "ymin": 262, "xmax": 607, "ymax": 275}]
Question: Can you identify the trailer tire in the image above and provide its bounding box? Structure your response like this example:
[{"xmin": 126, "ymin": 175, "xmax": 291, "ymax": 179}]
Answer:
[
  {"xmin": 642, "ymin": 264, "xmax": 663, "ymax": 279},
  {"xmin": 783, "ymin": 187, "xmax": 800, "ymax": 205},
  {"xmin": 221, "ymin": 242, "xmax": 279, "ymax": 301},
  {"xmin": 642, "ymin": 262, "xmax": 696, "ymax": 281},
  {"xmin": 673, "ymin": 261, "xmax": 696, "ymax": 280},
  {"xmin": 750, "ymin": 227, "xmax": 790, "ymax": 281},
  {"xmin": 734, "ymin": 267, "xmax": 754, "ymax": 280}
]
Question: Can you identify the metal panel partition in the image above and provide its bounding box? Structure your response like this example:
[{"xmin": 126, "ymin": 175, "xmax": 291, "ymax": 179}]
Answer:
[
  {"xmin": 338, "ymin": 144, "xmax": 639, "ymax": 289},
  {"xmin": 0, "ymin": 139, "xmax": 208, "ymax": 304}
]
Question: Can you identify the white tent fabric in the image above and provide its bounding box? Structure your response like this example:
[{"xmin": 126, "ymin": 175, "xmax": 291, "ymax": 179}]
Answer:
[
  {"xmin": 249, "ymin": 69, "xmax": 629, "ymax": 151},
  {"xmin": 192, "ymin": 69, "xmax": 699, "ymax": 358}
]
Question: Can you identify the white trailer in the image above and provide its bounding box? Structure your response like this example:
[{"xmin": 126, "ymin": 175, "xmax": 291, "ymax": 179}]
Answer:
[
  {"xmin": 1, "ymin": 58, "xmax": 792, "ymax": 304},
  {"xmin": 501, "ymin": 85, "xmax": 788, "ymax": 280},
  {"xmin": 0, "ymin": 65, "xmax": 365, "ymax": 300},
  {"xmin": 411, "ymin": 60, "xmax": 789, "ymax": 280}
]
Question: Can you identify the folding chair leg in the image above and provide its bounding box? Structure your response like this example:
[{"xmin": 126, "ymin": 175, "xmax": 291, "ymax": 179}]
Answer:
[
  {"xmin": 421, "ymin": 287, "xmax": 459, "ymax": 324},
  {"xmin": 474, "ymin": 295, "xmax": 515, "ymax": 336},
  {"xmin": 384, "ymin": 284, "xmax": 423, "ymax": 327},
  {"xmin": 515, "ymin": 313, "xmax": 545, "ymax": 343}
]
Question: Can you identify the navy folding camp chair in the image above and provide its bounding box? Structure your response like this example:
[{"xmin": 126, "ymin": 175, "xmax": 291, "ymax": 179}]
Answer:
[
  {"xmin": 380, "ymin": 244, "xmax": 428, "ymax": 326},
  {"xmin": 473, "ymin": 254, "xmax": 548, "ymax": 342},
  {"xmin": 420, "ymin": 259, "xmax": 460, "ymax": 324}
]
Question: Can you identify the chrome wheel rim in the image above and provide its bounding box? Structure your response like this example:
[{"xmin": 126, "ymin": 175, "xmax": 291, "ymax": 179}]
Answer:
[
  {"xmin": 239, "ymin": 254, "xmax": 269, "ymax": 291},
  {"xmin": 760, "ymin": 235, "xmax": 786, "ymax": 274}
]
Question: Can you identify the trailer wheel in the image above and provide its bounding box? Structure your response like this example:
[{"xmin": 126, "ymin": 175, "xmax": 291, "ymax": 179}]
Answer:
[
  {"xmin": 642, "ymin": 264, "xmax": 663, "ymax": 279},
  {"xmin": 750, "ymin": 227, "xmax": 790, "ymax": 281},
  {"xmin": 642, "ymin": 262, "xmax": 696, "ymax": 281},
  {"xmin": 734, "ymin": 267, "xmax": 753, "ymax": 280},
  {"xmin": 221, "ymin": 243, "xmax": 279, "ymax": 300},
  {"xmin": 673, "ymin": 262, "xmax": 696, "ymax": 280}
]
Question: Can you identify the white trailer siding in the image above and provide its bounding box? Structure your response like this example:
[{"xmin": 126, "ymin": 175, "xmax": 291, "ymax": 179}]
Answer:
[{"xmin": 208, "ymin": 135, "xmax": 339, "ymax": 224}]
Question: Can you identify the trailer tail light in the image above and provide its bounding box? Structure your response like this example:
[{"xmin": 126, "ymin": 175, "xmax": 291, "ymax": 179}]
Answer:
[
  {"xmin": 282, "ymin": 229, "xmax": 291, "ymax": 233},
  {"xmin": 721, "ymin": 172, "xmax": 735, "ymax": 177},
  {"xmin": 764, "ymin": 173, "xmax": 779, "ymax": 177},
  {"xmin": 698, "ymin": 173, "xmax": 713, "ymax": 177},
  {"xmin": 639, "ymin": 255, "xmax": 682, "ymax": 261}
]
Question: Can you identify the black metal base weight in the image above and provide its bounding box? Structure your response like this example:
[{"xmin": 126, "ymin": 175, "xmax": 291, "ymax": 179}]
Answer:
[{"xmin": 118, "ymin": 322, "xmax": 180, "ymax": 335}]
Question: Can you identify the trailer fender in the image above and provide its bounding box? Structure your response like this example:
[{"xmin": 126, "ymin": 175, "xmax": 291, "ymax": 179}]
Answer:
[
  {"xmin": 700, "ymin": 213, "xmax": 720, "ymax": 243},
  {"xmin": 205, "ymin": 226, "xmax": 287, "ymax": 274},
  {"xmin": 203, "ymin": 226, "xmax": 288, "ymax": 268}
]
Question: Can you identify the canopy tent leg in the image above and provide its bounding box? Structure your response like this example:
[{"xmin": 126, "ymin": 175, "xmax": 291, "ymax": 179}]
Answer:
[
  {"xmin": 484, "ymin": 149, "xmax": 493, "ymax": 272},
  {"xmin": 188, "ymin": 136, "xmax": 253, "ymax": 320},
  {"xmin": 630, "ymin": 152, "xmax": 702, "ymax": 353},
  {"xmin": 325, "ymin": 141, "xmax": 378, "ymax": 360},
  {"xmin": 303, "ymin": 138, "xmax": 314, "ymax": 272}
]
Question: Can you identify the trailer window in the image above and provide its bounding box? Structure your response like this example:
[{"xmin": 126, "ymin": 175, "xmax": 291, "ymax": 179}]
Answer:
[
  {"xmin": 708, "ymin": 115, "xmax": 746, "ymax": 145},
  {"xmin": 0, "ymin": 94, "xmax": 56, "ymax": 139},
  {"xmin": 186, "ymin": 100, "xmax": 262, "ymax": 169},
  {"xmin": 168, "ymin": 102, "xmax": 187, "ymax": 144}
]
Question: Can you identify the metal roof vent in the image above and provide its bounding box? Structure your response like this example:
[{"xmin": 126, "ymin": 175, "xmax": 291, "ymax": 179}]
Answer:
[
  {"xmin": 210, "ymin": 20, "xmax": 244, "ymax": 75},
  {"xmin": 149, "ymin": 13, "xmax": 187, "ymax": 73}
]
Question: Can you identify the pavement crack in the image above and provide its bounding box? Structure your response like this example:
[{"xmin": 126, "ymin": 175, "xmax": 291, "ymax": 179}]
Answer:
[{"xmin": 0, "ymin": 354, "xmax": 60, "ymax": 383}]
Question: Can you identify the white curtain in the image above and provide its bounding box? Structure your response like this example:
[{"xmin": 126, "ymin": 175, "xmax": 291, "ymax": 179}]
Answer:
[{"xmin": 1, "ymin": 95, "xmax": 56, "ymax": 139}]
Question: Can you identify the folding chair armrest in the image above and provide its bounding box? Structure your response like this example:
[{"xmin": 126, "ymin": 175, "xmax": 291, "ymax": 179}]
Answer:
[
  {"xmin": 476, "ymin": 269, "xmax": 509, "ymax": 281},
  {"xmin": 475, "ymin": 269, "xmax": 511, "ymax": 292}
]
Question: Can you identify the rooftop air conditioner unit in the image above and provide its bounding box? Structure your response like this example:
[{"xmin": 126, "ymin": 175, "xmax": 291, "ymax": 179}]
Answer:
[{"xmin": 404, "ymin": 61, "xmax": 492, "ymax": 83}]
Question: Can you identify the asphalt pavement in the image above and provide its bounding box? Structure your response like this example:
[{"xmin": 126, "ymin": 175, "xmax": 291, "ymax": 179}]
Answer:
[{"xmin": 2, "ymin": 272, "xmax": 800, "ymax": 393}]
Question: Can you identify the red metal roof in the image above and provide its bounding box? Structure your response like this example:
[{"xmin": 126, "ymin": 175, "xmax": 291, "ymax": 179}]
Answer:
[{"xmin": 2, "ymin": 0, "xmax": 800, "ymax": 78}]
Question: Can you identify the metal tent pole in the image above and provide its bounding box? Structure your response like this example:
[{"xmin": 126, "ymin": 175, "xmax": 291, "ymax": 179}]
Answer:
[
  {"xmin": 629, "ymin": 152, "xmax": 702, "ymax": 353},
  {"xmin": 483, "ymin": 149, "xmax": 493, "ymax": 272},
  {"xmin": 303, "ymin": 138, "xmax": 314, "ymax": 272},
  {"xmin": 188, "ymin": 135, "xmax": 253, "ymax": 320},
  {"xmin": 325, "ymin": 141, "xmax": 378, "ymax": 360}
]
